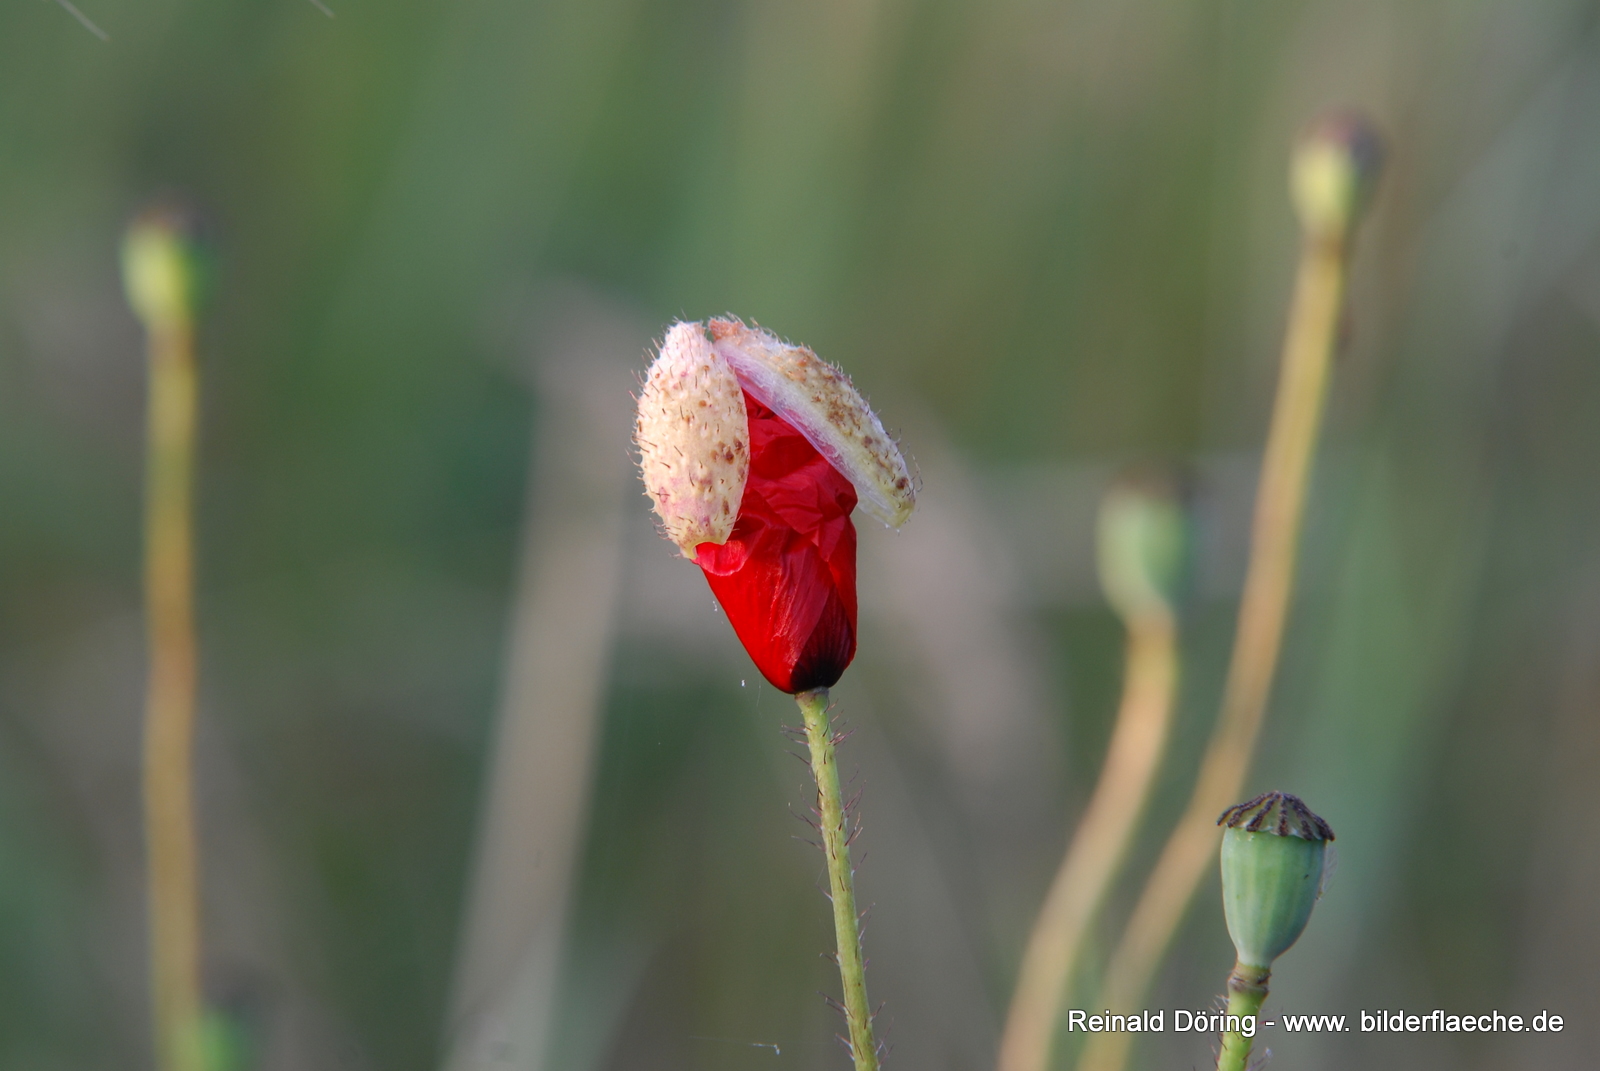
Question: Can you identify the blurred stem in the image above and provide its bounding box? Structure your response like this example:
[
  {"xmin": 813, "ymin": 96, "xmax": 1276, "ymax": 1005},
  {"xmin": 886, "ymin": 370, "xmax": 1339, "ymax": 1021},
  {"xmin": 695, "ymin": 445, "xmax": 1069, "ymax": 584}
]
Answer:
[
  {"xmin": 142, "ymin": 313, "xmax": 207, "ymax": 1071},
  {"xmin": 797, "ymin": 687, "xmax": 879, "ymax": 1071},
  {"xmin": 996, "ymin": 607, "xmax": 1178, "ymax": 1071},
  {"xmin": 1079, "ymin": 234, "xmax": 1349, "ymax": 1071},
  {"xmin": 1216, "ymin": 963, "xmax": 1270, "ymax": 1071}
]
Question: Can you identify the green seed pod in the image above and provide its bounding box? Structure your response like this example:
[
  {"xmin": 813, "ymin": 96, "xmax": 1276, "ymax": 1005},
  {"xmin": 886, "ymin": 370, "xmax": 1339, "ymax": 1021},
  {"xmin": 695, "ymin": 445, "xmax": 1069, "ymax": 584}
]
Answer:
[
  {"xmin": 1290, "ymin": 112, "xmax": 1384, "ymax": 244},
  {"xmin": 1218, "ymin": 792, "xmax": 1334, "ymax": 969},
  {"xmin": 122, "ymin": 202, "xmax": 207, "ymax": 331},
  {"xmin": 1096, "ymin": 471, "xmax": 1191, "ymax": 623}
]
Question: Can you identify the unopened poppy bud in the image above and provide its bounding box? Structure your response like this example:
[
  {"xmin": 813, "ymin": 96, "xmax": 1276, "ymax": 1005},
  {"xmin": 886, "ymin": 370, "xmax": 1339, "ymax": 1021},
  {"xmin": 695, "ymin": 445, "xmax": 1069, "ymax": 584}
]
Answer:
[
  {"xmin": 122, "ymin": 203, "xmax": 207, "ymax": 331},
  {"xmin": 636, "ymin": 318, "xmax": 913, "ymax": 694},
  {"xmin": 1218, "ymin": 792, "xmax": 1334, "ymax": 969},
  {"xmin": 1291, "ymin": 112, "xmax": 1384, "ymax": 244},
  {"xmin": 1096, "ymin": 472, "xmax": 1190, "ymax": 623},
  {"xmin": 708, "ymin": 318, "xmax": 914, "ymax": 529},
  {"xmin": 636, "ymin": 322, "xmax": 751, "ymax": 558}
]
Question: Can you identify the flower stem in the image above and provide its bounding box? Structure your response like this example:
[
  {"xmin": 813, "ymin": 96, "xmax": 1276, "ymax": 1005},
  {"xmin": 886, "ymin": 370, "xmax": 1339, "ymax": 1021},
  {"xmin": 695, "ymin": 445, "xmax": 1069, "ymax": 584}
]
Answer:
[
  {"xmin": 1079, "ymin": 232, "xmax": 1350, "ymax": 1071},
  {"xmin": 997, "ymin": 607, "xmax": 1178, "ymax": 1071},
  {"xmin": 796, "ymin": 687, "xmax": 879, "ymax": 1071},
  {"xmin": 142, "ymin": 311, "xmax": 207, "ymax": 1071},
  {"xmin": 1216, "ymin": 963, "xmax": 1270, "ymax": 1071}
]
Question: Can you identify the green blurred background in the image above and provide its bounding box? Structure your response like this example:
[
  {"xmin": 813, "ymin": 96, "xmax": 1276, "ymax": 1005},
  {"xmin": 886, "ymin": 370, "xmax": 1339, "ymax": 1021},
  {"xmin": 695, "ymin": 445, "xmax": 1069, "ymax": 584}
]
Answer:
[{"xmin": 4, "ymin": 1, "xmax": 1600, "ymax": 1069}]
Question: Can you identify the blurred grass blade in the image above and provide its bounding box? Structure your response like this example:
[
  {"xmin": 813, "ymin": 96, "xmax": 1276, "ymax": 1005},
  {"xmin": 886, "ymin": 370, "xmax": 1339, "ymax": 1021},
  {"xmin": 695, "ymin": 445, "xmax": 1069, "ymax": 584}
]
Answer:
[
  {"xmin": 442, "ymin": 286, "xmax": 639, "ymax": 1071},
  {"xmin": 50, "ymin": 0, "xmax": 108, "ymax": 41}
]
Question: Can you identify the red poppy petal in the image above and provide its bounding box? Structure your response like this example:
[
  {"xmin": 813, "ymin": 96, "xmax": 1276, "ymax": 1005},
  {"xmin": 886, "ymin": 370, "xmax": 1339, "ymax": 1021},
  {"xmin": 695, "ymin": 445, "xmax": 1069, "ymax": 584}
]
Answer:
[{"xmin": 696, "ymin": 393, "xmax": 858, "ymax": 693}]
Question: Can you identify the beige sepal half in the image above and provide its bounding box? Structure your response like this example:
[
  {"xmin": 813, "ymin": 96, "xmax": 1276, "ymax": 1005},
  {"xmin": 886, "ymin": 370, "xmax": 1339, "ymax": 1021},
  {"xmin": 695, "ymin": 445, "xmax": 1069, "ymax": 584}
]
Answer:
[
  {"xmin": 708, "ymin": 318, "xmax": 915, "ymax": 528},
  {"xmin": 636, "ymin": 322, "xmax": 750, "ymax": 558}
]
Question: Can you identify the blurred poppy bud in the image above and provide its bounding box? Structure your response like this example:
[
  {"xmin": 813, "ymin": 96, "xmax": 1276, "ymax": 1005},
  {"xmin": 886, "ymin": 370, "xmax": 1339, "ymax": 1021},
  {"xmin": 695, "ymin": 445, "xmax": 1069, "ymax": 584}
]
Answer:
[
  {"xmin": 1218, "ymin": 792, "xmax": 1334, "ymax": 969},
  {"xmin": 1291, "ymin": 112, "xmax": 1384, "ymax": 244},
  {"xmin": 636, "ymin": 319, "xmax": 914, "ymax": 694},
  {"xmin": 1096, "ymin": 472, "xmax": 1190, "ymax": 623},
  {"xmin": 122, "ymin": 202, "xmax": 207, "ymax": 330}
]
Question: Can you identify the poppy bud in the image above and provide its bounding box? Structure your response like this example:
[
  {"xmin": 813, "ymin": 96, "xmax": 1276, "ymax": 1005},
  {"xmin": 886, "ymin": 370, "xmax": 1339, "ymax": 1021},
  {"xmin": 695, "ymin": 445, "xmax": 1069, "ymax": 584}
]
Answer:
[
  {"xmin": 1096, "ymin": 473, "xmax": 1190, "ymax": 623},
  {"xmin": 1290, "ymin": 112, "xmax": 1384, "ymax": 244},
  {"xmin": 1217, "ymin": 792, "xmax": 1334, "ymax": 969},
  {"xmin": 636, "ymin": 320, "xmax": 913, "ymax": 693},
  {"xmin": 122, "ymin": 203, "xmax": 207, "ymax": 331}
]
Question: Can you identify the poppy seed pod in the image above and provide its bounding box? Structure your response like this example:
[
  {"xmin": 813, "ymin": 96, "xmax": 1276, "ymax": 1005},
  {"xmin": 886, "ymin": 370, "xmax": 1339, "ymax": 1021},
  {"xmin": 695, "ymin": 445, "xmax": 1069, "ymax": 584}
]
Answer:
[
  {"xmin": 636, "ymin": 320, "xmax": 914, "ymax": 694},
  {"xmin": 1290, "ymin": 112, "xmax": 1384, "ymax": 244},
  {"xmin": 1218, "ymin": 792, "xmax": 1334, "ymax": 969}
]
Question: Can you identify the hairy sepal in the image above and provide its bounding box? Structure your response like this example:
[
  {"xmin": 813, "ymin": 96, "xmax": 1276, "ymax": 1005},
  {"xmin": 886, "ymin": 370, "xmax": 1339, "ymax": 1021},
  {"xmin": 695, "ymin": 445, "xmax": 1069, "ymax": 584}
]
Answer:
[
  {"xmin": 708, "ymin": 318, "xmax": 914, "ymax": 529},
  {"xmin": 636, "ymin": 322, "xmax": 750, "ymax": 558}
]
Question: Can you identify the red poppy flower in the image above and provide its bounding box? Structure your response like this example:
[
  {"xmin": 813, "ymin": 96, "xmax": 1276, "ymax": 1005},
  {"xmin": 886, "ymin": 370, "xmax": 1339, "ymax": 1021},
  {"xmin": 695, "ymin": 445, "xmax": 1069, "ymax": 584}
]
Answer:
[
  {"xmin": 636, "ymin": 319, "xmax": 913, "ymax": 694},
  {"xmin": 695, "ymin": 393, "xmax": 859, "ymax": 693}
]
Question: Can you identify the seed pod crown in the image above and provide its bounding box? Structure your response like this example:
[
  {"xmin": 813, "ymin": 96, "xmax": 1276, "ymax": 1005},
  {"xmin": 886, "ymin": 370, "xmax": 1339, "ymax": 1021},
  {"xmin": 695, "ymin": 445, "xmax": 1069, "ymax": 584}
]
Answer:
[{"xmin": 1218, "ymin": 791, "xmax": 1335, "ymax": 841}]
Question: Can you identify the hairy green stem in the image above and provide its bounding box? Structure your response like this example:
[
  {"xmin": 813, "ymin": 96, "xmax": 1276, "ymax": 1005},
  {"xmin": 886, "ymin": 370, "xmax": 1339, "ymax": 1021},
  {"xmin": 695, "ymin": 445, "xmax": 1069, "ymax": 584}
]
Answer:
[
  {"xmin": 1216, "ymin": 963, "xmax": 1270, "ymax": 1071},
  {"xmin": 797, "ymin": 687, "xmax": 879, "ymax": 1071}
]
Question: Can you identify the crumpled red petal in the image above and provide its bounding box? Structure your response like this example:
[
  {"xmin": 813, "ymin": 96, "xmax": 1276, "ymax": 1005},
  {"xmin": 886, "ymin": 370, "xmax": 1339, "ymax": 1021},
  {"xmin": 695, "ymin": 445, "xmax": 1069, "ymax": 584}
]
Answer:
[{"xmin": 695, "ymin": 393, "xmax": 858, "ymax": 694}]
